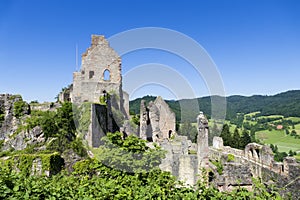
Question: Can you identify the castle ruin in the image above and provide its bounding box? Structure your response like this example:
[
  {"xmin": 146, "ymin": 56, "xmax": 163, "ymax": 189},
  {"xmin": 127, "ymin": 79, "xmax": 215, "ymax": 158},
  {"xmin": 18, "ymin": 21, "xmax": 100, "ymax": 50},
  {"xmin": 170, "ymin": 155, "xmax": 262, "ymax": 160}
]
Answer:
[{"xmin": 58, "ymin": 34, "xmax": 300, "ymax": 198}]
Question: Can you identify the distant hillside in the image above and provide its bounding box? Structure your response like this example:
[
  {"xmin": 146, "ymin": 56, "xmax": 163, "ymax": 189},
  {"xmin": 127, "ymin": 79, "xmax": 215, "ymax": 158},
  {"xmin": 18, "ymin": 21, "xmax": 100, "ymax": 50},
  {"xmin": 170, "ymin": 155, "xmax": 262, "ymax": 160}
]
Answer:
[{"xmin": 129, "ymin": 90, "xmax": 300, "ymax": 122}]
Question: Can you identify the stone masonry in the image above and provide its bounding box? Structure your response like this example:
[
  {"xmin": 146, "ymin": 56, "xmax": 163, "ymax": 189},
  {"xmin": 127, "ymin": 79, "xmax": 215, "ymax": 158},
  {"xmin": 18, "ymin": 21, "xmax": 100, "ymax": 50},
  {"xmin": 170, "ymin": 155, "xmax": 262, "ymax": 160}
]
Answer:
[
  {"xmin": 210, "ymin": 137, "xmax": 300, "ymax": 198},
  {"xmin": 59, "ymin": 35, "xmax": 130, "ymax": 147},
  {"xmin": 139, "ymin": 96, "xmax": 176, "ymax": 142},
  {"xmin": 159, "ymin": 112, "xmax": 209, "ymax": 186},
  {"xmin": 65, "ymin": 35, "xmax": 129, "ymax": 118}
]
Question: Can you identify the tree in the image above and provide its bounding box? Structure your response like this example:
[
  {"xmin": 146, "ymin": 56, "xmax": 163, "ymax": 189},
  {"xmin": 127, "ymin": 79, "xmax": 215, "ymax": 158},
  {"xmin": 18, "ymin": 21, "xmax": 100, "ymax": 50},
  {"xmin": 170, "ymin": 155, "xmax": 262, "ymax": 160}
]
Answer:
[
  {"xmin": 285, "ymin": 129, "xmax": 290, "ymax": 135},
  {"xmin": 208, "ymin": 122, "xmax": 219, "ymax": 146},
  {"xmin": 232, "ymin": 128, "xmax": 241, "ymax": 149},
  {"xmin": 95, "ymin": 132, "xmax": 166, "ymax": 173},
  {"xmin": 179, "ymin": 122, "xmax": 198, "ymax": 143},
  {"xmin": 220, "ymin": 124, "xmax": 232, "ymax": 146},
  {"xmin": 291, "ymin": 130, "xmax": 297, "ymax": 136},
  {"xmin": 241, "ymin": 129, "xmax": 251, "ymax": 149},
  {"xmin": 250, "ymin": 128, "xmax": 256, "ymax": 142}
]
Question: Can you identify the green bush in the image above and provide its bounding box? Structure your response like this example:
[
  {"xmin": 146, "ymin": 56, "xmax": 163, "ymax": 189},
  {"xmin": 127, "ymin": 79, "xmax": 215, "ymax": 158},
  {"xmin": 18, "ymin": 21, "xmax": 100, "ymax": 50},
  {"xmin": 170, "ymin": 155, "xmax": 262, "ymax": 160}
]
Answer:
[
  {"xmin": 227, "ymin": 154, "xmax": 235, "ymax": 162},
  {"xmin": 13, "ymin": 100, "xmax": 28, "ymax": 118},
  {"xmin": 0, "ymin": 139, "xmax": 4, "ymax": 149},
  {"xmin": 93, "ymin": 132, "xmax": 166, "ymax": 173},
  {"xmin": 0, "ymin": 108, "xmax": 4, "ymax": 124},
  {"xmin": 211, "ymin": 160, "xmax": 223, "ymax": 175}
]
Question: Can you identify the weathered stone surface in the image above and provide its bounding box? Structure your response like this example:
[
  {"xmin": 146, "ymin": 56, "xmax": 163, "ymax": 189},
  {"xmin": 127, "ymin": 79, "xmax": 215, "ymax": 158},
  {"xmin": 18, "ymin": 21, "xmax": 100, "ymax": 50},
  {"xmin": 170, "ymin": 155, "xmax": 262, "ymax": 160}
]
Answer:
[
  {"xmin": 0, "ymin": 94, "xmax": 45, "ymax": 151},
  {"xmin": 148, "ymin": 101, "xmax": 161, "ymax": 142},
  {"xmin": 197, "ymin": 112, "xmax": 209, "ymax": 168},
  {"xmin": 159, "ymin": 135, "xmax": 199, "ymax": 186},
  {"xmin": 58, "ymin": 35, "xmax": 131, "ymax": 148},
  {"xmin": 139, "ymin": 96, "xmax": 176, "ymax": 142},
  {"xmin": 120, "ymin": 120, "xmax": 138, "ymax": 137},
  {"xmin": 139, "ymin": 100, "xmax": 149, "ymax": 140},
  {"xmin": 0, "ymin": 94, "xmax": 23, "ymax": 141},
  {"xmin": 61, "ymin": 149, "xmax": 84, "ymax": 173},
  {"xmin": 87, "ymin": 103, "xmax": 120, "ymax": 148},
  {"xmin": 70, "ymin": 35, "xmax": 128, "ymax": 119},
  {"xmin": 153, "ymin": 96, "xmax": 176, "ymax": 139},
  {"xmin": 213, "ymin": 163, "xmax": 253, "ymax": 191},
  {"xmin": 213, "ymin": 136, "xmax": 223, "ymax": 149},
  {"xmin": 209, "ymin": 136, "xmax": 300, "ymax": 199}
]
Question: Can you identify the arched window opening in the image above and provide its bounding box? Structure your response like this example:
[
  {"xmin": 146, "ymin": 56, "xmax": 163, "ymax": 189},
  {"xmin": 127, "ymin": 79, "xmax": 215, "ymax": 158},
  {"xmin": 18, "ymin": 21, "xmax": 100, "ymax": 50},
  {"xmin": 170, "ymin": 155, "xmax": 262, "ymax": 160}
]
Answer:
[{"xmin": 103, "ymin": 69, "xmax": 110, "ymax": 81}]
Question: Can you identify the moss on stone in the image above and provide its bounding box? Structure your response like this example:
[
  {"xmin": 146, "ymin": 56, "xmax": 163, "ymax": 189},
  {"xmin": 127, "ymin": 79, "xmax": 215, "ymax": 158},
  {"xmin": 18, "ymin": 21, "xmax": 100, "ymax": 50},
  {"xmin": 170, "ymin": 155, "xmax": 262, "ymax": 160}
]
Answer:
[
  {"xmin": 2, "ymin": 152, "xmax": 64, "ymax": 176},
  {"xmin": 227, "ymin": 154, "xmax": 235, "ymax": 162},
  {"xmin": 78, "ymin": 102, "xmax": 91, "ymax": 133},
  {"xmin": 13, "ymin": 100, "xmax": 28, "ymax": 118}
]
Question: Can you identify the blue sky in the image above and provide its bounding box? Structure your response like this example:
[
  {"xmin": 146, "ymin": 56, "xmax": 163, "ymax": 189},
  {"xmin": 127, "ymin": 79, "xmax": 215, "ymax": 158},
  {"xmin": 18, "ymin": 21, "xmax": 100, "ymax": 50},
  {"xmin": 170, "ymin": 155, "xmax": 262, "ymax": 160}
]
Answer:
[{"xmin": 0, "ymin": 0, "xmax": 299, "ymax": 102}]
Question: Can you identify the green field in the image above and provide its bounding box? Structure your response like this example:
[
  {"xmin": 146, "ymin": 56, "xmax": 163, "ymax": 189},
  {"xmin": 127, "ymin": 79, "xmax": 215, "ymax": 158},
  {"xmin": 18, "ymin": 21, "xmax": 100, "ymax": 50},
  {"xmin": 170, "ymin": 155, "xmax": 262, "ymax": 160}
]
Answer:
[
  {"xmin": 244, "ymin": 111, "xmax": 260, "ymax": 117},
  {"xmin": 286, "ymin": 117, "xmax": 300, "ymax": 123},
  {"xmin": 256, "ymin": 115, "xmax": 284, "ymax": 119},
  {"xmin": 256, "ymin": 130, "xmax": 300, "ymax": 152},
  {"xmin": 295, "ymin": 124, "xmax": 300, "ymax": 134}
]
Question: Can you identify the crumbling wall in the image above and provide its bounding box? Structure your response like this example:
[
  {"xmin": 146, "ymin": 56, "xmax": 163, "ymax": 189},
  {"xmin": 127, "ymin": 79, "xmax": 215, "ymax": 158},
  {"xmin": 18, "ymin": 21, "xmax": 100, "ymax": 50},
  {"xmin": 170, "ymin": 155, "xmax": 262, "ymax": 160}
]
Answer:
[
  {"xmin": 153, "ymin": 96, "xmax": 176, "ymax": 139},
  {"xmin": 159, "ymin": 136, "xmax": 198, "ymax": 186},
  {"xmin": 209, "ymin": 136, "xmax": 300, "ymax": 198},
  {"xmin": 71, "ymin": 35, "xmax": 128, "ymax": 118},
  {"xmin": 87, "ymin": 103, "xmax": 120, "ymax": 148},
  {"xmin": 139, "ymin": 96, "xmax": 176, "ymax": 142}
]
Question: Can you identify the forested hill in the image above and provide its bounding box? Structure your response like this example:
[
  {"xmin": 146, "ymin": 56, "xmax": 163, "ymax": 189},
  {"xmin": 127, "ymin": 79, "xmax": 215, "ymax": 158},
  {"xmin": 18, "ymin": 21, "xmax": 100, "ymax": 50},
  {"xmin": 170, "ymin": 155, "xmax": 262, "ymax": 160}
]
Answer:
[{"xmin": 129, "ymin": 90, "xmax": 300, "ymax": 122}]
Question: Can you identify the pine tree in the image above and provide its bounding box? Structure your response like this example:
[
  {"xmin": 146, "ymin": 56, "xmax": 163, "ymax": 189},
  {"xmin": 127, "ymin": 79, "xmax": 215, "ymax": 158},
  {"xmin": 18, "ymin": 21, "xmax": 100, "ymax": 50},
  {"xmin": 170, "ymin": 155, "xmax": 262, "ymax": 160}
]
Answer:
[
  {"xmin": 180, "ymin": 121, "xmax": 198, "ymax": 143},
  {"xmin": 250, "ymin": 128, "xmax": 256, "ymax": 142},
  {"xmin": 220, "ymin": 124, "xmax": 232, "ymax": 146},
  {"xmin": 241, "ymin": 129, "xmax": 251, "ymax": 148},
  {"xmin": 232, "ymin": 128, "xmax": 241, "ymax": 148},
  {"xmin": 209, "ymin": 122, "xmax": 219, "ymax": 146}
]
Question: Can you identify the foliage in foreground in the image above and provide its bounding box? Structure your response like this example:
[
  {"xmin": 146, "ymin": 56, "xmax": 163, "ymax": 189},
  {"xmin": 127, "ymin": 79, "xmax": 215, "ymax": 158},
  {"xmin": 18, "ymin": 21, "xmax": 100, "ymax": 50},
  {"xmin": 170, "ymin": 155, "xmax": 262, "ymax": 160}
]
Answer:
[
  {"xmin": 0, "ymin": 131, "xmax": 282, "ymax": 199},
  {"xmin": 92, "ymin": 132, "xmax": 166, "ymax": 173},
  {"xmin": 0, "ymin": 158, "xmax": 282, "ymax": 199}
]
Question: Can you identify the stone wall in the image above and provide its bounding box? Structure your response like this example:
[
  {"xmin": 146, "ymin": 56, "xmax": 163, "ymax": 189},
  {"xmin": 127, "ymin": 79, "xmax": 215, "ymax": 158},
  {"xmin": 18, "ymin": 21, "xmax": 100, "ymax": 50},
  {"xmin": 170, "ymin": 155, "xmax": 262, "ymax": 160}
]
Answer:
[
  {"xmin": 139, "ymin": 96, "xmax": 176, "ymax": 142},
  {"xmin": 70, "ymin": 35, "xmax": 129, "ymax": 118},
  {"xmin": 87, "ymin": 103, "xmax": 120, "ymax": 148},
  {"xmin": 209, "ymin": 136, "xmax": 300, "ymax": 199},
  {"xmin": 159, "ymin": 136, "xmax": 199, "ymax": 186},
  {"xmin": 0, "ymin": 152, "xmax": 64, "ymax": 176}
]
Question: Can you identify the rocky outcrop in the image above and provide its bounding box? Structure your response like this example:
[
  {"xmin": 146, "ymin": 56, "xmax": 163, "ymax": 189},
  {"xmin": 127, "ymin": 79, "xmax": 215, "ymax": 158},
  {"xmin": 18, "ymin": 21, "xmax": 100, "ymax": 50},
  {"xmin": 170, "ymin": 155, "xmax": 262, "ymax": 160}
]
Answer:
[
  {"xmin": 0, "ymin": 94, "xmax": 26, "ymax": 141},
  {"xmin": 0, "ymin": 94, "xmax": 46, "ymax": 151},
  {"xmin": 61, "ymin": 149, "xmax": 84, "ymax": 173}
]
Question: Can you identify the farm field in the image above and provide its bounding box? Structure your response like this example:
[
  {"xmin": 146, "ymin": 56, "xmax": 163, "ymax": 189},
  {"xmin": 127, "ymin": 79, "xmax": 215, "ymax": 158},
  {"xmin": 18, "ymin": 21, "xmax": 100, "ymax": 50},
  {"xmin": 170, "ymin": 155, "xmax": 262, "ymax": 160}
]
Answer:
[{"xmin": 256, "ymin": 130, "xmax": 300, "ymax": 152}]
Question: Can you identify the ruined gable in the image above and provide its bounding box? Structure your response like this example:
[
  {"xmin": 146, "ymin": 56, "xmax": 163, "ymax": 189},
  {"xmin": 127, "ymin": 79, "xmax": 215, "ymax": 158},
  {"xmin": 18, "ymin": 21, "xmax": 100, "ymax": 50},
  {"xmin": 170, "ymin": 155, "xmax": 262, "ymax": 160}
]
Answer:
[
  {"xmin": 72, "ymin": 35, "xmax": 124, "ymax": 106},
  {"xmin": 154, "ymin": 96, "xmax": 176, "ymax": 139},
  {"xmin": 139, "ymin": 96, "xmax": 176, "ymax": 142}
]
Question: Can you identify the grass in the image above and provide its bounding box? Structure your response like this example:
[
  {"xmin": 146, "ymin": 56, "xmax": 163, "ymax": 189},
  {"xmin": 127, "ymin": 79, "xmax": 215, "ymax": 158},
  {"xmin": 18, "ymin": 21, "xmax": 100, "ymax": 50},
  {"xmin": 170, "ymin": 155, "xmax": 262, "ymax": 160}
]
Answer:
[
  {"xmin": 256, "ymin": 130, "xmax": 300, "ymax": 152},
  {"xmin": 295, "ymin": 153, "xmax": 300, "ymax": 162},
  {"xmin": 244, "ymin": 111, "xmax": 261, "ymax": 117},
  {"xmin": 286, "ymin": 117, "xmax": 300, "ymax": 123},
  {"xmin": 256, "ymin": 115, "xmax": 284, "ymax": 120},
  {"xmin": 295, "ymin": 124, "xmax": 300, "ymax": 134}
]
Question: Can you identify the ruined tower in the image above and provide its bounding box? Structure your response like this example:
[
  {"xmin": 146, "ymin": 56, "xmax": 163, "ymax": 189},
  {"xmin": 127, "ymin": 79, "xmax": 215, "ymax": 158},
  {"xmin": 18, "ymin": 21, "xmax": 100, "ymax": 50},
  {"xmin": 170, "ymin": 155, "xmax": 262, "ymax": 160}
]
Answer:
[
  {"xmin": 71, "ymin": 35, "xmax": 129, "ymax": 117},
  {"xmin": 196, "ymin": 111, "xmax": 209, "ymax": 168}
]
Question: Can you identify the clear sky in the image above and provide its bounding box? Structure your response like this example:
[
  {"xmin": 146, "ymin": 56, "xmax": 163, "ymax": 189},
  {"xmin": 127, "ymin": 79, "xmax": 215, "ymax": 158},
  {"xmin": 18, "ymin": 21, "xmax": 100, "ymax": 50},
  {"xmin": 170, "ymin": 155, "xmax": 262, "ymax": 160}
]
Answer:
[{"xmin": 0, "ymin": 0, "xmax": 299, "ymax": 102}]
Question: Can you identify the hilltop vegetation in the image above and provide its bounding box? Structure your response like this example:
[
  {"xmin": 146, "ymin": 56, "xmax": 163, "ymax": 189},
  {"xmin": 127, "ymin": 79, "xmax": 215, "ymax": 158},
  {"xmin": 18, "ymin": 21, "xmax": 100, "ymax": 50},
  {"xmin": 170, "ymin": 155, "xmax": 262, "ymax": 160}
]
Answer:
[
  {"xmin": 130, "ymin": 91, "xmax": 300, "ymax": 161},
  {"xmin": 129, "ymin": 90, "xmax": 300, "ymax": 122},
  {"xmin": 0, "ymin": 132, "xmax": 282, "ymax": 199}
]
